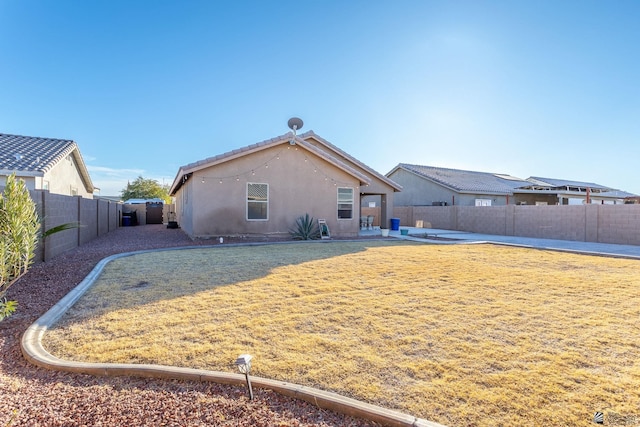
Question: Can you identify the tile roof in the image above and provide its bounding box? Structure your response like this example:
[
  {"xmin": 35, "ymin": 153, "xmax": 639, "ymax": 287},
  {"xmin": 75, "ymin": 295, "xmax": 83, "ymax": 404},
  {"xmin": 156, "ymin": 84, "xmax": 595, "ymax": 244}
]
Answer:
[
  {"xmin": 394, "ymin": 164, "xmax": 530, "ymax": 194},
  {"xmin": 0, "ymin": 133, "xmax": 94, "ymax": 191},
  {"xmin": 0, "ymin": 133, "xmax": 77, "ymax": 173}
]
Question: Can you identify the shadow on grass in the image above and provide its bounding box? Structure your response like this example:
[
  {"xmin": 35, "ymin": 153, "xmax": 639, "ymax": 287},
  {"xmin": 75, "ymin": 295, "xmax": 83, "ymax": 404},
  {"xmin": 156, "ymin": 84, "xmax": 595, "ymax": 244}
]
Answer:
[{"xmin": 48, "ymin": 240, "xmax": 415, "ymax": 326}]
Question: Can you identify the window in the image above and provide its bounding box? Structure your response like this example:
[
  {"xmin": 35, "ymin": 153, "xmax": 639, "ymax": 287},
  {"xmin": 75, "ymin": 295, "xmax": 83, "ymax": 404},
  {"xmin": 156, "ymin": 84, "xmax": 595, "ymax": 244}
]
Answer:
[
  {"xmin": 337, "ymin": 187, "xmax": 353, "ymax": 219},
  {"xmin": 247, "ymin": 183, "xmax": 268, "ymax": 220},
  {"xmin": 475, "ymin": 199, "xmax": 492, "ymax": 206}
]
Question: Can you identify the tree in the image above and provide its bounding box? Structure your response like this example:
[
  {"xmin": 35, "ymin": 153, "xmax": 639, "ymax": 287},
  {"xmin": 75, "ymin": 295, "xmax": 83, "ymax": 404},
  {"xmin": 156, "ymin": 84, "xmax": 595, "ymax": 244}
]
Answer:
[
  {"xmin": 0, "ymin": 174, "xmax": 40, "ymax": 321},
  {"xmin": 121, "ymin": 176, "xmax": 171, "ymax": 203}
]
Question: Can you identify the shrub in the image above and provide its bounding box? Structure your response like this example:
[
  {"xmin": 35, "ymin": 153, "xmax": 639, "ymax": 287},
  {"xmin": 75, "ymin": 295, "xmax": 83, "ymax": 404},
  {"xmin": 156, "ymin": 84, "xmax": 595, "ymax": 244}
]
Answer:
[{"xmin": 0, "ymin": 174, "xmax": 40, "ymax": 321}]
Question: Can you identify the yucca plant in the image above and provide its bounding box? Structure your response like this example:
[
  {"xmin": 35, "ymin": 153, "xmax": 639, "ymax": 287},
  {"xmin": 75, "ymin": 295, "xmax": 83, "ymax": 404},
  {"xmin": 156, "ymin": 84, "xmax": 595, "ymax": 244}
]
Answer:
[
  {"xmin": 0, "ymin": 174, "xmax": 40, "ymax": 321},
  {"xmin": 289, "ymin": 213, "xmax": 320, "ymax": 240}
]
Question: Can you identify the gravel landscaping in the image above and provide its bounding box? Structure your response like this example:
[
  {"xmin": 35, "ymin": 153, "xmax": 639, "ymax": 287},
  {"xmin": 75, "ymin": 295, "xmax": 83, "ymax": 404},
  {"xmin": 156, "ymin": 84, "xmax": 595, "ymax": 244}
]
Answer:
[{"xmin": 0, "ymin": 225, "xmax": 379, "ymax": 426}]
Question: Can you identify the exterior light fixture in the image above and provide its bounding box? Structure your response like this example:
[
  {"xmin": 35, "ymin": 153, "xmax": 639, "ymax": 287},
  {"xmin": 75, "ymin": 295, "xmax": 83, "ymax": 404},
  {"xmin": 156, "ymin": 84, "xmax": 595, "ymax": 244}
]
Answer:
[{"xmin": 235, "ymin": 354, "xmax": 254, "ymax": 400}]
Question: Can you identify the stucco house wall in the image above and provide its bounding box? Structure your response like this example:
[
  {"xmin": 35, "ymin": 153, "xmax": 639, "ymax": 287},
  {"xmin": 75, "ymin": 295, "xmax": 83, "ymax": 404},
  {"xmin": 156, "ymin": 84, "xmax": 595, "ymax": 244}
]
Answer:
[
  {"xmin": 175, "ymin": 179, "xmax": 194, "ymax": 236},
  {"xmin": 45, "ymin": 153, "xmax": 94, "ymax": 198},
  {"xmin": 389, "ymin": 168, "xmax": 450, "ymax": 206},
  {"xmin": 183, "ymin": 145, "xmax": 361, "ymax": 238},
  {"xmin": 388, "ymin": 167, "xmax": 512, "ymax": 206}
]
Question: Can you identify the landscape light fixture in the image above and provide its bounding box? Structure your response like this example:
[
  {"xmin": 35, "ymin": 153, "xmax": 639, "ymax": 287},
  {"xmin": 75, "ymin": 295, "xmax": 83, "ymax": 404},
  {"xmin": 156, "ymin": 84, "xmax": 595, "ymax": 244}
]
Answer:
[{"xmin": 235, "ymin": 354, "xmax": 254, "ymax": 400}]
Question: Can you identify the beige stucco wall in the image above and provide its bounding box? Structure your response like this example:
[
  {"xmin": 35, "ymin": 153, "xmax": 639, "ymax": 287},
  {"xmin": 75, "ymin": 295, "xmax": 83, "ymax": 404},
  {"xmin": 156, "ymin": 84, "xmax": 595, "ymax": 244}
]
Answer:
[
  {"xmin": 44, "ymin": 153, "xmax": 93, "ymax": 198},
  {"xmin": 176, "ymin": 178, "xmax": 194, "ymax": 236},
  {"xmin": 0, "ymin": 175, "xmax": 36, "ymax": 190},
  {"xmin": 178, "ymin": 144, "xmax": 363, "ymax": 238}
]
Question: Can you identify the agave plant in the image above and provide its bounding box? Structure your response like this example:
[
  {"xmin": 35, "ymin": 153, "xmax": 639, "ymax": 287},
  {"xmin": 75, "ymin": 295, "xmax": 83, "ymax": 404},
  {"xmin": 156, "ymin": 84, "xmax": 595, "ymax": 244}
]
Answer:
[{"xmin": 289, "ymin": 213, "xmax": 320, "ymax": 240}]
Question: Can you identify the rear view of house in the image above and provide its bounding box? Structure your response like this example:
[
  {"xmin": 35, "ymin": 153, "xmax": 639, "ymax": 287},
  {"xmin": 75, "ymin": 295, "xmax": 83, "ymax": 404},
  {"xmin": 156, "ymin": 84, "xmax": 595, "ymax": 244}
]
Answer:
[
  {"xmin": 170, "ymin": 128, "xmax": 401, "ymax": 239},
  {"xmin": 0, "ymin": 133, "xmax": 95, "ymax": 198}
]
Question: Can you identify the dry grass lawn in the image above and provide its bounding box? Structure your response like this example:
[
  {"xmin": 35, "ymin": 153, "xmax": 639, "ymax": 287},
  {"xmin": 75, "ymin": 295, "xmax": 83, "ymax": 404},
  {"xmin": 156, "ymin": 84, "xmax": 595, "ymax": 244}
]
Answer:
[{"xmin": 43, "ymin": 241, "xmax": 640, "ymax": 426}]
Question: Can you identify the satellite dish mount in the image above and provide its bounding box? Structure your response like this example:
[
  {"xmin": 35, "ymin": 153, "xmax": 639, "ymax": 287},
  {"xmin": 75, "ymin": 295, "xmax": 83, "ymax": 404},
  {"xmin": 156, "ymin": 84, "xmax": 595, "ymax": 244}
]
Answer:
[{"xmin": 287, "ymin": 117, "xmax": 303, "ymax": 145}]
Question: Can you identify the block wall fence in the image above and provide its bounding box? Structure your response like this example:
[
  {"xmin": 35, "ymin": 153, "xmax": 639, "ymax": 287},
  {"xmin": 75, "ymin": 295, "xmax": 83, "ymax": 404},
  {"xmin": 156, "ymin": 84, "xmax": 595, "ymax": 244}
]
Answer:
[
  {"xmin": 31, "ymin": 191, "xmax": 123, "ymax": 262},
  {"xmin": 393, "ymin": 204, "xmax": 640, "ymax": 246}
]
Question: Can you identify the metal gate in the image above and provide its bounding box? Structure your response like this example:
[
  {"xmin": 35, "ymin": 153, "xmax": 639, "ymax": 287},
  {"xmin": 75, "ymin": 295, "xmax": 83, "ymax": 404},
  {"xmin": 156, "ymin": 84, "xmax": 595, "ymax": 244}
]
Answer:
[{"xmin": 146, "ymin": 202, "xmax": 163, "ymax": 224}]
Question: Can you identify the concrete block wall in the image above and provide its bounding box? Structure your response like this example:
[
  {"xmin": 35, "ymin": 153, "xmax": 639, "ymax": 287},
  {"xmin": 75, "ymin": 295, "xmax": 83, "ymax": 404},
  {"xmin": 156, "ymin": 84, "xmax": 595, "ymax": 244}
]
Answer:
[
  {"xmin": 109, "ymin": 201, "xmax": 120, "ymax": 231},
  {"xmin": 360, "ymin": 207, "xmax": 382, "ymax": 227},
  {"xmin": 596, "ymin": 205, "xmax": 640, "ymax": 245},
  {"xmin": 395, "ymin": 204, "xmax": 640, "ymax": 246},
  {"xmin": 409, "ymin": 207, "xmax": 455, "ymax": 230},
  {"xmin": 123, "ymin": 204, "xmax": 146, "ymax": 225},
  {"xmin": 512, "ymin": 206, "xmax": 585, "ymax": 241},
  {"xmin": 457, "ymin": 206, "xmax": 507, "ymax": 235},
  {"xmin": 40, "ymin": 193, "xmax": 80, "ymax": 262},
  {"xmin": 30, "ymin": 191, "xmax": 122, "ymax": 262},
  {"xmin": 79, "ymin": 197, "xmax": 99, "ymax": 245},
  {"xmin": 97, "ymin": 199, "xmax": 111, "ymax": 235},
  {"xmin": 390, "ymin": 206, "xmax": 413, "ymax": 228},
  {"xmin": 164, "ymin": 204, "xmax": 175, "ymax": 223}
]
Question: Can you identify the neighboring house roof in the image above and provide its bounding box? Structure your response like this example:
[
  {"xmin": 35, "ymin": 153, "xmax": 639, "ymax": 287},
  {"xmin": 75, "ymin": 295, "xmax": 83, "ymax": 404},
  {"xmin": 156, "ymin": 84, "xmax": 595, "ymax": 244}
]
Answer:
[
  {"xmin": 389, "ymin": 164, "xmax": 530, "ymax": 195},
  {"xmin": 599, "ymin": 190, "xmax": 637, "ymax": 198},
  {"xmin": 519, "ymin": 177, "xmax": 637, "ymax": 197},
  {"xmin": 0, "ymin": 133, "xmax": 95, "ymax": 192},
  {"xmin": 524, "ymin": 177, "xmax": 613, "ymax": 192},
  {"xmin": 388, "ymin": 164, "xmax": 637, "ymax": 199},
  {"xmin": 170, "ymin": 131, "xmax": 401, "ymax": 195}
]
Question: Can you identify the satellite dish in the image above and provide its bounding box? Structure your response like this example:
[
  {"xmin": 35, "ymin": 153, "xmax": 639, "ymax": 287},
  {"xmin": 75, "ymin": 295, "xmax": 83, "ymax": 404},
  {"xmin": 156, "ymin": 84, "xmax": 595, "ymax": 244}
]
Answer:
[{"xmin": 287, "ymin": 117, "xmax": 303, "ymax": 131}]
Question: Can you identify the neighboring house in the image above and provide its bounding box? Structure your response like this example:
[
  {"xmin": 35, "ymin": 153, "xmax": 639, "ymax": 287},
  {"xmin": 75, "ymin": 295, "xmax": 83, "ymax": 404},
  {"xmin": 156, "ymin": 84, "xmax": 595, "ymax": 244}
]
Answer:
[
  {"xmin": 0, "ymin": 133, "xmax": 95, "ymax": 198},
  {"xmin": 387, "ymin": 164, "xmax": 634, "ymax": 207},
  {"xmin": 387, "ymin": 164, "xmax": 531, "ymax": 206},
  {"xmin": 169, "ymin": 130, "xmax": 402, "ymax": 238}
]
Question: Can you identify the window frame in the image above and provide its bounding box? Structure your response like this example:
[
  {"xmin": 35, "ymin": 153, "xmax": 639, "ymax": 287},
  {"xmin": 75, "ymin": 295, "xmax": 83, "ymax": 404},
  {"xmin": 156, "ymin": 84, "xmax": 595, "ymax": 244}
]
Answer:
[
  {"xmin": 475, "ymin": 198, "xmax": 492, "ymax": 206},
  {"xmin": 337, "ymin": 187, "xmax": 354, "ymax": 220},
  {"xmin": 247, "ymin": 182, "xmax": 269, "ymax": 221}
]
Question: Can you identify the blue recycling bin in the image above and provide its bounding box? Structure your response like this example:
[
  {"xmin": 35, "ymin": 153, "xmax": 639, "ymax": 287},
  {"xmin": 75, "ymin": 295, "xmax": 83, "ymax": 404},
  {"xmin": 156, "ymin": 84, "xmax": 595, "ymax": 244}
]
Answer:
[{"xmin": 390, "ymin": 218, "xmax": 400, "ymax": 231}]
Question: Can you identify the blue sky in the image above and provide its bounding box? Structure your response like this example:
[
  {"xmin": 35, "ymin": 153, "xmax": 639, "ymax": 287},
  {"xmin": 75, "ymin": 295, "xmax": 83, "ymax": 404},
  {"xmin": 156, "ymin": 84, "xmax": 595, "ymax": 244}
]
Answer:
[{"xmin": 1, "ymin": 0, "xmax": 639, "ymax": 196}]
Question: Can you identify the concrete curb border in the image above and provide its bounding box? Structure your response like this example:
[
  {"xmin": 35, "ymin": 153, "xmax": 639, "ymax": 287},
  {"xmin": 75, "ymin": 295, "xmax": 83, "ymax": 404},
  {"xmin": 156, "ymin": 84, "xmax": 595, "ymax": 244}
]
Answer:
[{"xmin": 21, "ymin": 246, "xmax": 447, "ymax": 427}]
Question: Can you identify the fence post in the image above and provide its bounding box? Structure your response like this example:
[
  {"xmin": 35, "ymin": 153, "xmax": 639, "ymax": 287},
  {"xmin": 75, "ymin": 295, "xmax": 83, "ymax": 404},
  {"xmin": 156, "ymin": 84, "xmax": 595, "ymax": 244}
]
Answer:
[{"xmin": 77, "ymin": 195, "xmax": 82, "ymax": 246}]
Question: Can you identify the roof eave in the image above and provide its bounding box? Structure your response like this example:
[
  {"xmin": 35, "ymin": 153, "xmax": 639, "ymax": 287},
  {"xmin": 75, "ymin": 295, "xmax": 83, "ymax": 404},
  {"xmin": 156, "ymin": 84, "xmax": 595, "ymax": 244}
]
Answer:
[
  {"xmin": 169, "ymin": 132, "xmax": 380, "ymax": 194},
  {"xmin": 0, "ymin": 169, "xmax": 44, "ymax": 177},
  {"xmin": 301, "ymin": 131, "xmax": 403, "ymax": 192}
]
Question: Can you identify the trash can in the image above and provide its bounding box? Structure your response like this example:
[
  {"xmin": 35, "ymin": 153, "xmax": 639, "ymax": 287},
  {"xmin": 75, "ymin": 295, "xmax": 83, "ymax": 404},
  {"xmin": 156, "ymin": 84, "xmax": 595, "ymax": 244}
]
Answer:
[
  {"xmin": 390, "ymin": 218, "xmax": 400, "ymax": 231},
  {"xmin": 122, "ymin": 216, "xmax": 131, "ymax": 226}
]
